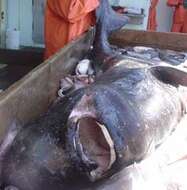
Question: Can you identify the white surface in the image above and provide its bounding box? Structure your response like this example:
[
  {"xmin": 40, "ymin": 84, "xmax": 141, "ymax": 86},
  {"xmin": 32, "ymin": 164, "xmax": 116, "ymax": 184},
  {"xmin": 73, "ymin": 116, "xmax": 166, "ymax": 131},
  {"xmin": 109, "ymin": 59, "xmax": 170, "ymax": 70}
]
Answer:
[
  {"xmin": 99, "ymin": 114, "xmax": 187, "ymax": 190},
  {"xmin": 0, "ymin": 0, "xmax": 7, "ymax": 48},
  {"xmin": 19, "ymin": 0, "xmax": 33, "ymax": 46},
  {"xmin": 32, "ymin": 0, "xmax": 46, "ymax": 44},
  {"xmin": 109, "ymin": 0, "xmax": 151, "ymax": 30},
  {"xmin": 109, "ymin": 0, "xmax": 174, "ymax": 32},
  {"xmin": 7, "ymin": 0, "xmax": 40, "ymax": 47},
  {"xmin": 6, "ymin": 29, "xmax": 20, "ymax": 49},
  {"xmin": 156, "ymin": 0, "xmax": 173, "ymax": 32}
]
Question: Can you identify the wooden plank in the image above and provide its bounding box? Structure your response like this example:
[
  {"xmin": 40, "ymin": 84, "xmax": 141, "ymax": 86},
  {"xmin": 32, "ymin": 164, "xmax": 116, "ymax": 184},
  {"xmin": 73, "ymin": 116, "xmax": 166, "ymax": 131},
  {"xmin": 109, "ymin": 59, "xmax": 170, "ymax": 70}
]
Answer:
[{"xmin": 110, "ymin": 29, "xmax": 187, "ymax": 51}]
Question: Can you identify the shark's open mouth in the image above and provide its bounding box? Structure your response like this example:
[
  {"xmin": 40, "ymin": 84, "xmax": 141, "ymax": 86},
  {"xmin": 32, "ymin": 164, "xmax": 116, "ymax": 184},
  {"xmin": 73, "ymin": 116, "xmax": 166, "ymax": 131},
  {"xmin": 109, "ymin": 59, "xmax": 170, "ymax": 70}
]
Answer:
[{"xmin": 75, "ymin": 117, "xmax": 116, "ymax": 181}]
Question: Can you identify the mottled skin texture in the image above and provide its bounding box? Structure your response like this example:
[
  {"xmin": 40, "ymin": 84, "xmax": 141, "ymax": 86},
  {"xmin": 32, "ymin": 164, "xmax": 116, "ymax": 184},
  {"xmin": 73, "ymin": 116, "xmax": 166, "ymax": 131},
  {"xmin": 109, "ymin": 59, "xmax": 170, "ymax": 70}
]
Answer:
[
  {"xmin": 66, "ymin": 65, "xmax": 186, "ymax": 180},
  {"xmin": 1, "ymin": 89, "xmax": 87, "ymax": 190},
  {"xmin": 1, "ymin": 0, "xmax": 187, "ymax": 189},
  {"xmin": 1, "ymin": 63, "xmax": 186, "ymax": 190}
]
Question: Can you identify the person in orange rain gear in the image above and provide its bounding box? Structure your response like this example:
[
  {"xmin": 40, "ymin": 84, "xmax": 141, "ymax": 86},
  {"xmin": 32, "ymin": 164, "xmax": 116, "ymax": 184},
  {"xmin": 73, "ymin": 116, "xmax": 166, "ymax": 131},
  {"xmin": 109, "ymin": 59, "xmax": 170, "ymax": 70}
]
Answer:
[
  {"xmin": 167, "ymin": 0, "xmax": 187, "ymax": 33},
  {"xmin": 44, "ymin": 0, "xmax": 100, "ymax": 60},
  {"xmin": 147, "ymin": 0, "xmax": 159, "ymax": 31}
]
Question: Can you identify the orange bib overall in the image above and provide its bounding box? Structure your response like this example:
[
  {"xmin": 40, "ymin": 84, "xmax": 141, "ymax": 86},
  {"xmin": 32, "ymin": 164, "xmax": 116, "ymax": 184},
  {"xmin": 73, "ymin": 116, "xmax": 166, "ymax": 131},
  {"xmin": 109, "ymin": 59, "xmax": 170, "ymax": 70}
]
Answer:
[
  {"xmin": 167, "ymin": 0, "xmax": 187, "ymax": 33},
  {"xmin": 44, "ymin": 0, "xmax": 99, "ymax": 59},
  {"xmin": 147, "ymin": 0, "xmax": 159, "ymax": 31}
]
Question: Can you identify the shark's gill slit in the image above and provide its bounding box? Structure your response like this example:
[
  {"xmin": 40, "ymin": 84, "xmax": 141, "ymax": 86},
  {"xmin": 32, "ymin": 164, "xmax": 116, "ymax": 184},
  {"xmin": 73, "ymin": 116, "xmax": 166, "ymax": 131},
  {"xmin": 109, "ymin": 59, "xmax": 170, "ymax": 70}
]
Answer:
[{"xmin": 76, "ymin": 117, "xmax": 116, "ymax": 180}]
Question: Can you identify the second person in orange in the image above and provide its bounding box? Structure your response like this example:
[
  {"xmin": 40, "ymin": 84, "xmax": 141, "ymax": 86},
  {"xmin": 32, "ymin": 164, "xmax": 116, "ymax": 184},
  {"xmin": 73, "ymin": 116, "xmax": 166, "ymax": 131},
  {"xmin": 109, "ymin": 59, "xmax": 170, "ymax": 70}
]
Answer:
[{"xmin": 167, "ymin": 0, "xmax": 187, "ymax": 33}]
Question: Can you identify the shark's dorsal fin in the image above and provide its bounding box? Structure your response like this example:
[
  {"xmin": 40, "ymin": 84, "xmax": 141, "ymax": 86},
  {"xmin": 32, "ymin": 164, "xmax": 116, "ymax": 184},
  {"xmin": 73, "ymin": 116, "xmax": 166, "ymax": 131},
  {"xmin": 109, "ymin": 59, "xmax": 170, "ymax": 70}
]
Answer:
[{"xmin": 92, "ymin": 0, "xmax": 129, "ymax": 62}]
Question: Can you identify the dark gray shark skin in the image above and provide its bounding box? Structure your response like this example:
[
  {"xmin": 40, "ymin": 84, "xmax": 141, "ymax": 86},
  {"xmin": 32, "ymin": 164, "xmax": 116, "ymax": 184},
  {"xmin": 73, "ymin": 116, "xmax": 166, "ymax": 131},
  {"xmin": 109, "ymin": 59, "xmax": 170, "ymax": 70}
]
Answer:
[
  {"xmin": 1, "ymin": 63, "xmax": 187, "ymax": 190},
  {"xmin": 1, "ymin": 0, "xmax": 187, "ymax": 190}
]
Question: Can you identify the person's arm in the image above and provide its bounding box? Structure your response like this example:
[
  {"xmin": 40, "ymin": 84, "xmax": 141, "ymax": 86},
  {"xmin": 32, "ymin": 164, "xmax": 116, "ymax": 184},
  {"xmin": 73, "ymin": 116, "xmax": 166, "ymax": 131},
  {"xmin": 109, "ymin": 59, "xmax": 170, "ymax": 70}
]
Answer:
[
  {"xmin": 167, "ymin": 0, "xmax": 181, "ymax": 6},
  {"xmin": 47, "ymin": 0, "xmax": 99, "ymax": 23}
]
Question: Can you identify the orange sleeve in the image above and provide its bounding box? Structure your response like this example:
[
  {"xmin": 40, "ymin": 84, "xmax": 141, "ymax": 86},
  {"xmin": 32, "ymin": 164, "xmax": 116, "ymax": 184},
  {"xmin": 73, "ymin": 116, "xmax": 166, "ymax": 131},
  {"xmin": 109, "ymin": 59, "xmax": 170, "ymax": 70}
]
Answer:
[
  {"xmin": 167, "ymin": 0, "xmax": 181, "ymax": 6},
  {"xmin": 47, "ymin": 0, "xmax": 99, "ymax": 23}
]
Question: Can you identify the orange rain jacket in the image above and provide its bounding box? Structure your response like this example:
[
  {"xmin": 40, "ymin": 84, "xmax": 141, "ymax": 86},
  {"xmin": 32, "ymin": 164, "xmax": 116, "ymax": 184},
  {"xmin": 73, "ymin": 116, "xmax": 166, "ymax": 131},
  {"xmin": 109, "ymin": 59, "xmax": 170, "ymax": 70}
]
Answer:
[
  {"xmin": 147, "ymin": 0, "xmax": 159, "ymax": 31},
  {"xmin": 167, "ymin": 0, "xmax": 187, "ymax": 33},
  {"xmin": 44, "ymin": 0, "xmax": 99, "ymax": 59}
]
